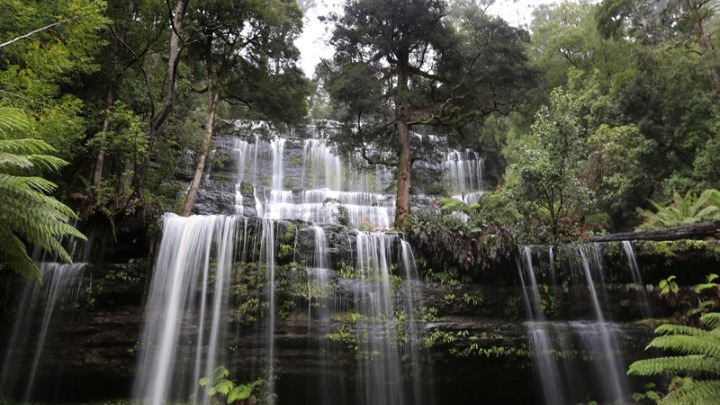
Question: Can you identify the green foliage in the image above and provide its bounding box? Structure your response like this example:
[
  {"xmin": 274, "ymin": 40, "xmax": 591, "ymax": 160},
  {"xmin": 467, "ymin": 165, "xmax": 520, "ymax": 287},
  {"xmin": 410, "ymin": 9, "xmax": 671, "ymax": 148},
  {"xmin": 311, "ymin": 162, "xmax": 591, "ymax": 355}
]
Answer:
[
  {"xmin": 424, "ymin": 327, "xmax": 527, "ymax": 359},
  {"xmin": 419, "ymin": 306, "xmax": 439, "ymax": 322},
  {"xmin": 694, "ymin": 274, "xmax": 719, "ymax": 295},
  {"xmin": 660, "ymin": 276, "xmax": 680, "ymax": 297},
  {"xmin": 584, "ymin": 123, "xmax": 655, "ymax": 228},
  {"xmin": 404, "ymin": 194, "xmax": 517, "ymax": 276},
  {"xmin": 333, "ymin": 203, "xmax": 352, "ymax": 228},
  {"xmin": 199, "ymin": 366, "xmax": 266, "ymax": 405},
  {"xmin": 628, "ymin": 312, "xmax": 720, "ymax": 404},
  {"xmin": 325, "ymin": 0, "xmax": 537, "ymax": 227},
  {"xmin": 327, "ymin": 324, "xmax": 358, "ymax": 351},
  {"xmin": 462, "ymin": 291, "xmax": 484, "ymax": 307},
  {"xmin": 0, "ymin": 107, "xmax": 86, "ymax": 282},
  {"xmin": 0, "ymin": 0, "xmax": 108, "ymax": 159},
  {"xmin": 506, "ymin": 86, "xmax": 596, "ymax": 242},
  {"xmin": 637, "ymin": 189, "xmax": 720, "ymax": 231}
]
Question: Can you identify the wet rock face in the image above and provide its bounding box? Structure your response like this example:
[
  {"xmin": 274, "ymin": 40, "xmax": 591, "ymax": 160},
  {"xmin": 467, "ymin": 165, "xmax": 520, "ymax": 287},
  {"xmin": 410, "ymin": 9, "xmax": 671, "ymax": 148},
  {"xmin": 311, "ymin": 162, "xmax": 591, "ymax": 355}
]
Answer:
[
  {"xmin": 3, "ymin": 124, "xmax": 717, "ymax": 404},
  {"xmin": 0, "ymin": 246, "xmax": 672, "ymax": 405},
  {"xmin": 194, "ymin": 178, "xmax": 237, "ymax": 215}
]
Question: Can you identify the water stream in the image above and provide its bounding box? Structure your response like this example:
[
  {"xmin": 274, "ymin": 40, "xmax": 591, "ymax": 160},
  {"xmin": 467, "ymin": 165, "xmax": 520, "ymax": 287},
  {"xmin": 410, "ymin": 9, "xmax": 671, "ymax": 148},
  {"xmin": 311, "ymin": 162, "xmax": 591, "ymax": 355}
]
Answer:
[
  {"xmin": 0, "ymin": 261, "xmax": 87, "ymax": 402},
  {"xmin": 132, "ymin": 127, "xmax": 448, "ymax": 405},
  {"xmin": 518, "ymin": 245, "xmax": 632, "ymax": 405}
]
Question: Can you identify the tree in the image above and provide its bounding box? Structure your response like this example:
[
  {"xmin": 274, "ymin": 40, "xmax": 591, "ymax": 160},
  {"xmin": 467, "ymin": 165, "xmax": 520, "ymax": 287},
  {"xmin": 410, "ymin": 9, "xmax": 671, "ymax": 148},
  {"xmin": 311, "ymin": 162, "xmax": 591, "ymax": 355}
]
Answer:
[
  {"xmin": 506, "ymin": 87, "xmax": 593, "ymax": 241},
  {"xmin": 597, "ymin": 0, "xmax": 720, "ymax": 95},
  {"xmin": 0, "ymin": 107, "xmax": 85, "ymax": 282},
  {"xmin": 529, "ymin": 0, "xmax": 635, "ymax": 90},
  {"xmin": 0, "ymin": 0, "xmax": 108, "ymax": 158},
  {"xmin": 131, "ymin": 0, "xmax": 188, "ymax": 199},
  {"xmin": 325, "ymin": 0, "xmax": 537, "ymax": 228},
  {"xmin": 180, "ymin": 0, "xmax": 311, "ymax": 215}
]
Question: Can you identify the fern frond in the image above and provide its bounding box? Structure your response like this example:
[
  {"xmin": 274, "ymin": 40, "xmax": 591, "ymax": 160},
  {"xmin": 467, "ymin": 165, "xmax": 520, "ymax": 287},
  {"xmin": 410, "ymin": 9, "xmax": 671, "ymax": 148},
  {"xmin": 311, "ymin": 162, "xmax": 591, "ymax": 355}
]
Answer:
[
  {"xmin": 26, "ymin": 154, "xmax": 67, "ymax": 171},
  {"xmin": 0, "ymin": 227, "xmax": 41, "ymax": 282},
  {"xmin": 647, "ymin": 334, "xmax": 720, "ymax": 358},
  {"xmin": 705, "ymin": 190, "xmax": 720, "ymax": 208},
  {"xmin": 695, "ymin": 205, "xmax": 720, "ymax": 221},
  {"xmin": 628, "ymin": 355, "xmax": 720, "ymax": 377},
  {"xmin": 701, "ymin": 313, "xmax": 720, "ymax": 330},
  {"xmin": 655, "ymin": 324, "xmax": 712, "ymax": 337},
  {"xmin": 0, "ymin": 107, "xmax": 30, "ymax": 138},
  {"xmin": 0, "ymin": 173, "xmax": 59, "ymax": 194},
  {"xmin": 0, "ymin": 151, "xmax": 35, "ymax": 170},
  {"xmin": 0, "ymin": 138, "xmax": 57, "ymax": 155},
  {"xmin": 0, "ymin": 108, "xmax": 85, "ymax": 282},
  {"xmin": 660, "ymin": 380, "xmax": 720, "ymax": 405},
  {"xmin": 440, "ymin": 197, "xmax": 469, "ymax": 214}
]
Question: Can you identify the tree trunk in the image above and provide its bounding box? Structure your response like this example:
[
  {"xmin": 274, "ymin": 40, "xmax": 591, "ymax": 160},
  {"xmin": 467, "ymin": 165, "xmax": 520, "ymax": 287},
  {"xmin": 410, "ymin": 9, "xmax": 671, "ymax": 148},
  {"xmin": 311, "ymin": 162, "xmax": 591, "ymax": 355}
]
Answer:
[
  {"xmin": 394, "ymin": 60, "xmax": 412, "ymax": 229},
  {"xmin": 182, "ymin": 84, "xmax": 220, "ymax": 216},
  {"xmin": 132, "ymin": 0, "xmax": 187, "ymax": 198},
  {"xmin": 686, "ymin": 0, "xmax": 720, "ymax": 96},
  {"xmin": 92, "ymin": 86, "xmax": 114, "ymax": 189},
  {"xmin": 395, "ymin": 119, "xmax": 412, "ymax": 229},
  {"xmin": 588, "ymin": 221, "xmax": 720, "ymax": 242}
]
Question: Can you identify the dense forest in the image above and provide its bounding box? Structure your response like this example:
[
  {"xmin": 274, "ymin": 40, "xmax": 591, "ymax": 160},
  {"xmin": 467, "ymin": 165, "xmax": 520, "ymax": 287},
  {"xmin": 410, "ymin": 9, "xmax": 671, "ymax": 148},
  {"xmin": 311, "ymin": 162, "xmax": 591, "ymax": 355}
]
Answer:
[
  {"xmin": 3, "ymin": 1, "xmax": 720, "ymax": 404},
  {"xmin": 2, "ymin": 0, "xmax": 720, "ymax": 278}
]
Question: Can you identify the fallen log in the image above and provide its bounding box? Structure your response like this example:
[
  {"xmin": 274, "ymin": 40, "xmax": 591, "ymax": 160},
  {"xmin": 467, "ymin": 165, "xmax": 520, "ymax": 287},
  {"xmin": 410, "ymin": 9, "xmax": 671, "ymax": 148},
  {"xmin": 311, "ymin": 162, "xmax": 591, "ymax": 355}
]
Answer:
[{"xmin": 588, "ymin": 221, "xmax": 720, "ymax": 242}]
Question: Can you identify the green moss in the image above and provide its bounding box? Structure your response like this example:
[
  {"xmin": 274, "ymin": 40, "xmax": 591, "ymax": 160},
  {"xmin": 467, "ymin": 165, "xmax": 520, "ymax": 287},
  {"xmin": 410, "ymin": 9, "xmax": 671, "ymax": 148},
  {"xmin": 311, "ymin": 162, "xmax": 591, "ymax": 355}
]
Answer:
[
  {"xmin": 327, "ymin": 324, "xmax": 358, "ymax": 351},
  {"xmin": 240, "ymin": 181, "xmax": 254, "ymax": 196},
  {"xmin": 636, "ymin": 240, "xmax": 720, "ymax": 260}
]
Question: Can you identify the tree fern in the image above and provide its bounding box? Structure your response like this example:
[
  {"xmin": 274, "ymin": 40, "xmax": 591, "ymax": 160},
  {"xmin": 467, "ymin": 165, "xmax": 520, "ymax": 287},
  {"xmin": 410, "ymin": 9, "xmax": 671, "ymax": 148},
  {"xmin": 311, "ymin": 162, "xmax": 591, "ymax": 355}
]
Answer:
[
  {"xmin": 637, "ymin": 189, "xmax": 720, "ymax": 230},
  {"xmin": 702, "ymin": 313, "xmax": 720, "ymax": 329},
  {"xmin": 660, "ymin": 380, "xmax": 720, "ymax": 405},
  {"xmin": 628, "ymin": 355, "xmax": 720, "ymax": 376},
  {"xmin": 0, "ymin": 107, "xmax": 85, "ymax": 282},
  {"xmin": 628, "ymin": 312, "xmax": 720, "ymax": 404}
]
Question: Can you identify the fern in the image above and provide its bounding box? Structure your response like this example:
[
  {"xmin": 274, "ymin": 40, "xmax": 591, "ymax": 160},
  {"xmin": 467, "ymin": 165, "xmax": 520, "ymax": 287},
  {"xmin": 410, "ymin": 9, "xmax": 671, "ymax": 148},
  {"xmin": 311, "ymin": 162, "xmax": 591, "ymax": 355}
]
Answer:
[
  {"xmin": 0, "ymin": 107, "xmax": 85, "ymax": 282},
  {"xmin": 628, "ymin": 311, "xmax": 720, "ymax": 404},
  {"xmin": 637, "ymin": 189, "xmax": 720, "ymax": 231},
  {"xmin": 660, "ymin": 380, "xmax": 720, "ymax": 405},
  {"xmin": 628, "ymin": 355, "xmax": 720, "ymax": 377},
  {"xmin": 702, "ymin": 313, "xmax": 720, "ymax": 330}
]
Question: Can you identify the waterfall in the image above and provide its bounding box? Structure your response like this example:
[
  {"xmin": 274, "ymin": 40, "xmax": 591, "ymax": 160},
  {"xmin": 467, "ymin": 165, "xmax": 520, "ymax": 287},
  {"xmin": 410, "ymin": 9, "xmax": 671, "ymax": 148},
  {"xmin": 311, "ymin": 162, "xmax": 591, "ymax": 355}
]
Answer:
[
  {"xmin": 445, "ymin": 149, "xmax": 484, "ymax": 203},
  {"xmin": 302, "ymin": 138, "xmax": 342, "ymax": 190},
  {"xmin": 307, "ymin": 225, "xmax": 337, "ymax": 405},
  {"xmin": 517, "ymin": 246, "xmax": 565, "ymax": 405},
  {"xmin": 132, "ymin": 126, "xmax": 462, "ymax": 405},
  {"xmin": 133, "ymin": 214, "xmax": 236, "ymax": 405},
  {"xmin": 0, "ymin": 262, "xmax": 86, "ymax": 402},
  {"xmin": 622, "ymin": 240, "xmax": 652, "ymax": 317},
  {"xmin": 518, "ymin": 245, "xmax": 631, "ymax": 405},
  {"xmin": 353, "ymin": 232, "xmax": 405, "ymax": 405},
  {"xmin": 133, "ymin": 216, "xmax": 432, "ymax": 405},
  {"xmin": 399, "ymin": 240, "xmax": 432, "ymax": 405},
  {"xmin": 576, "ymin": 245, "xmax": 629, "ymax": 402}
]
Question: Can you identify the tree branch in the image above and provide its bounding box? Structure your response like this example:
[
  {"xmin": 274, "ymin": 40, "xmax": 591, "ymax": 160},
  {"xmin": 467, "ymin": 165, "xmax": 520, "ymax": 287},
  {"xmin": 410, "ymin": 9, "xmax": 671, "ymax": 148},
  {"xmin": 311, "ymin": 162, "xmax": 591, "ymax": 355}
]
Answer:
[{"xmin": 0, "ymin": 16, "xmax": 80, "ymax": 49}]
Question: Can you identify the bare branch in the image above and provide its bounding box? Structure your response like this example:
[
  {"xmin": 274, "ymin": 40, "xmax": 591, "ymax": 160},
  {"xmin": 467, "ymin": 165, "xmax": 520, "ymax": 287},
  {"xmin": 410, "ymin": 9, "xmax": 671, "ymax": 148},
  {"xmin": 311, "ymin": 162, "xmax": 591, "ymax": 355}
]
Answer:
[{"xmin": 0, "ymin": 16, "xmax": 79, "ymax": 49}]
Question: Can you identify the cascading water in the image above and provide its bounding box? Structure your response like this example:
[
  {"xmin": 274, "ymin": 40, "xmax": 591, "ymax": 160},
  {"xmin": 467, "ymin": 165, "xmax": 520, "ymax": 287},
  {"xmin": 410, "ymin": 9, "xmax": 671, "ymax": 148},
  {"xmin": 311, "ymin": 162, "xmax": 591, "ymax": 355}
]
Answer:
[
  {"xmin": 306, "ymin": 225, "xmax": 337, "ymax": 405},
  {"xmin": 133, "ymin": 215, "xmax": 236, "ymax": 405},
  {"xmin": 445, "ymin": 149, "xmax": 484, "ymax": 203},
  {"xmin": 133, "ymin": 125, "xmax": 439, "ymax": 405},
  {"xmin": 353, "ymin": 232, "xmax": 404, "ymax": 405},
  {"xmin": 622, "ymin": 240, "xmax": 652, "ymax": 317},
  {"xmin": 575, "ymin": 245, "xmax": 629, "ymax": 402},
  {"xmin": 0, "ymin": 262, "xmax": 87, "ymax": 402},
  {"xmin": 517, "ymin": 246, "xmax": 565, "ymax": 405},
  {"xmin": 518, "ymin": 245, "xmax": 631, "ymax": 405}
]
